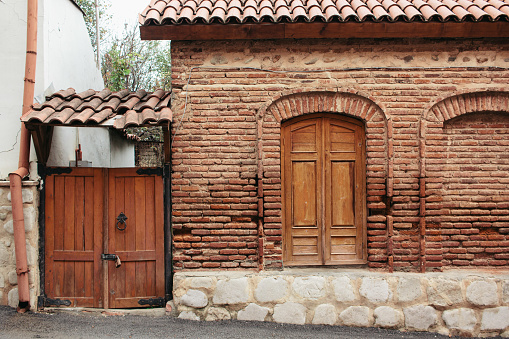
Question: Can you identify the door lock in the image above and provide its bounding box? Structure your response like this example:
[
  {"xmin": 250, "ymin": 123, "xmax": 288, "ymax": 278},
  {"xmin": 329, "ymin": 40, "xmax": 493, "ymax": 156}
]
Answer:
[{"xmin": 101, "ymin": 254, "xmax": 122, "ymax": 268}]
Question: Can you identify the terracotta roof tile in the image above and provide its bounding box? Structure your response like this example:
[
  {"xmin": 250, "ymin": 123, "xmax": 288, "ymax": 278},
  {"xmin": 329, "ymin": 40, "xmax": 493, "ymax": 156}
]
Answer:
[
  {"xmin": 140, "ymin": 0, "xmax": 509, "ymax": 25},
  {"xmin": 23, "ymin": 88, "xmax": 172, "ymax": 129}
]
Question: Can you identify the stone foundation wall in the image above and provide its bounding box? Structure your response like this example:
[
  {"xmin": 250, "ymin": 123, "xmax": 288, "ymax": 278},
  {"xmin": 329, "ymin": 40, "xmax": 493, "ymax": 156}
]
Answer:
[
  {"xmin": 173, "ymin": 270, "xmax": 509, "ymax": 337},
  {"xmin": 0, "ymin": 182, "xmax": 40, "ymax": 309}
]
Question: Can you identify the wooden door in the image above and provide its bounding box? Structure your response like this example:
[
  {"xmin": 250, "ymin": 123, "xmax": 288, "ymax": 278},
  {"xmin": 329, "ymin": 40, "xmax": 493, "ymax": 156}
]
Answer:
[
  {"xmin": 44, "ymin": 167, "xmax": 165, "ymax": 308},
  {"xmin": 45, "ymin": 168, "xmax": 104, "ymax": 307},
  {"xmin": 282, "ymin": 114, "xmax": 366, "ymax": 266},
  {"xmin": 107, "ymin": 169, "xmax": 165, "ymax": 308}
]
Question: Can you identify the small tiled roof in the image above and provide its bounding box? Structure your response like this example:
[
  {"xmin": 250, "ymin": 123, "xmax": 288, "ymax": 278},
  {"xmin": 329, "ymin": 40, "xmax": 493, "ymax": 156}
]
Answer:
[
  {"xmin": 23, "ymin": 88, "xmax": 172, "ymax": 129},
  {"xmin": 140, "ymin": 0, "xmax": 509, "ymax": 25}
]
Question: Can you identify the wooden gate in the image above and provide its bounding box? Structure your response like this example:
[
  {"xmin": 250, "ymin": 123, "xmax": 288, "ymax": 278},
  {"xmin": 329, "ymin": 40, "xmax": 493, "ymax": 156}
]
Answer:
[
  {"xmin": 44, "ymin": 167, "xmax": 165, "ymax": 308},
  {"xmin": 282, "ymin": 114, "xmax": 367, "ymax": 266}
]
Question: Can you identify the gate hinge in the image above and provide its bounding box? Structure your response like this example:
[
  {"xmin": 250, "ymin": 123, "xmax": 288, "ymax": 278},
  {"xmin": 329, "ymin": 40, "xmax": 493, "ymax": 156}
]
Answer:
[
  {"xmin": 40, "ymin": 167, "xmax": 73, "ymax": 176},
  {"xmin": 38, "ymin": 296, "xmax": 71, "ymax": 308},
  {"xmin": 136, "ymin": 168, "xmax": 163, "ymax": 176},
  {"xmin": 138, "ymin": 297, "xmax": 165, "ymax": 307}
]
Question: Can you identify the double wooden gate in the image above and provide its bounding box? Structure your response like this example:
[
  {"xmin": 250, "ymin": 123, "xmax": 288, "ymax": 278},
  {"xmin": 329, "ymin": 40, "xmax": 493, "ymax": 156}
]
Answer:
[{"xmin": 42, "ymin": 167, "xmax": 165, "ymax": 308}]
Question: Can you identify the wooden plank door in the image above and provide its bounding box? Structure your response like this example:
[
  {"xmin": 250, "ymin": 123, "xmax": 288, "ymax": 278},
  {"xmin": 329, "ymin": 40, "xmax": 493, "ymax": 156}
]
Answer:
[
  {"xmin": 282, "ymin": 114, "xmax": 366, "ymax": 266},
  {"xmin": 282, "ymin": 117, "xmax": 323, "ymax": 265},
  {"xmin": 107, "ymin": 168, "xmax": 165, "ymax": 308},
  {"xmin": 324, "ymin": 116, "xmax": 366, "ymax": 264},
  {"xmin": 45, "ymin": 168, "xmax": 104, "ymax": 307}
]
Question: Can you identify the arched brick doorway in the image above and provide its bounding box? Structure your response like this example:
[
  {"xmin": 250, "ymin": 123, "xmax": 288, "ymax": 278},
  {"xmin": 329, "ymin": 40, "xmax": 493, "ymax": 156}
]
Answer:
[{"xmin": 281, "ymin": 113, "xmax": 367, "ymax": 265}]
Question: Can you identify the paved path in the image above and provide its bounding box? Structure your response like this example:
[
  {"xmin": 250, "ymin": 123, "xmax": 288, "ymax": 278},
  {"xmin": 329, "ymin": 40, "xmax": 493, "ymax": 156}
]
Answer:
[{"xmin": 0, "ymin": 306, "xmax": 463, "ymax": 339}]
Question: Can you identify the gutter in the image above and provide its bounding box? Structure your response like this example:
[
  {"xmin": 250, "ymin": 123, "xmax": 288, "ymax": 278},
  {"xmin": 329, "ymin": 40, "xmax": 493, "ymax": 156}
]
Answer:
[{"xmin": 9, "ymin": 0, "xmax": 38, "ymax": 313}]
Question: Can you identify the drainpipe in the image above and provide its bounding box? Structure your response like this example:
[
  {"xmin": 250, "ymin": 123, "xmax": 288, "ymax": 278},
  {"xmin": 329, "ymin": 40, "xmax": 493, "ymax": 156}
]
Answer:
[{"xmin": 9, "ymin": 0, "xmax": 38, "ymax": 313}]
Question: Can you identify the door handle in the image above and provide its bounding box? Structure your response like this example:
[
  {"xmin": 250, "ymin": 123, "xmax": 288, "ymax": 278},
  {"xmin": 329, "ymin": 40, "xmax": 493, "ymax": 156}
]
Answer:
[{"xmin": 116, "ymin": 212, "xmax": 127, "ymax": 231}]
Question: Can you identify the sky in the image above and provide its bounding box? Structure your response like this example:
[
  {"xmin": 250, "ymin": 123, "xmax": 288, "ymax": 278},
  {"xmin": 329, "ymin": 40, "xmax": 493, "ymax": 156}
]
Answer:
[{"xmin": 106, "ymin": 0, "xmax": 148, "ymax": 36}]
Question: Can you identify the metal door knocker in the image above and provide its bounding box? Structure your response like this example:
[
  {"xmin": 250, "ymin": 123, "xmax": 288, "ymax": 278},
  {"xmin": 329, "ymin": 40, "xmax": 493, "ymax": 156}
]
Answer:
[{"xmin": 116, "ymin": 212, "xmax": 128, "ymax": 231}]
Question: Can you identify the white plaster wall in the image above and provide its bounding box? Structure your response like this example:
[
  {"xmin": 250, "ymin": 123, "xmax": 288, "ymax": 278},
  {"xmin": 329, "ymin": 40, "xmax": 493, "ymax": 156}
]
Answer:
[
  {"xmin": 109, "ymin": 131, "xmax": 136, "ymax": 167},
  {"xmin": 0, "ymin": 0, "xmax": 41, "ymax": 179},
  {"xmin": 0, "ymin": 0, "xmax": 135, "ymax": 179}
]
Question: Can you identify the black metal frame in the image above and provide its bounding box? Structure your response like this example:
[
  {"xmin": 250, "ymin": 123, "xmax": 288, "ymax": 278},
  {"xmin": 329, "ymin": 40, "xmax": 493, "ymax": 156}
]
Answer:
[
  {"xmin": 164, "ymin": 163, "xmax": 173, "ymax": 301},
  {"xmin": 38, "ymin": 164, "xmax": 47, "ymax": 303}
]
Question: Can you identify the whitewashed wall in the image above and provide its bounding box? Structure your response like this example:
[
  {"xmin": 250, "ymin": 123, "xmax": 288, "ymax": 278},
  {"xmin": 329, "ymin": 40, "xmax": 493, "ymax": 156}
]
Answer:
[{"xmin": 0, "ymin": 0, "xmax": 135, "ymax": 180}]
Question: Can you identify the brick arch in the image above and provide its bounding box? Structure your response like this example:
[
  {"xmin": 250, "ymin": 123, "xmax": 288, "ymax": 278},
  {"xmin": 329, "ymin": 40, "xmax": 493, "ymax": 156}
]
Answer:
[
  {"xmin": 426, "ymin": 91, "xmax": 509, "ymax": 123},
  {"xmin": 260, "ymin": 91, "xmax": 387, "ymax": 123},
  {"xmin": 421, "ymin": 90, "xmax": 509, "ymax": 270},
  {"xmin": 257, "ymin": 91, "xmax": 390, "ymax": 270}
]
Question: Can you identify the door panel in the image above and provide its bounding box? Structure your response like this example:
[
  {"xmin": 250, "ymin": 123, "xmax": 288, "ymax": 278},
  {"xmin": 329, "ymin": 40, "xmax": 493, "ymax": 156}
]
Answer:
[
  {"xmin": 45, "ymin": 168, "xmax": 104, "ymax": 307},
  {"xmin": 283, "ymin": 114, "xmax": 366, "ymax": 266},
  {"xmin": 283, "ymin": 119, "xmax": 323, "ymax": 265},
  {"xmin": 108, "ymin": 169, "xmax": 165, "ymax": 308}
]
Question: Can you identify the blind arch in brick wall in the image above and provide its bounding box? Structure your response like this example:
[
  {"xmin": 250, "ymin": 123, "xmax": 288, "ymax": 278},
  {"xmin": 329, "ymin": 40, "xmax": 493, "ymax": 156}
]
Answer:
[
  {"xmin": 257, "ymin": 91, "xmax": 390, "ymax": 269},
  {"xmin": 423, "ymin": 91, "xmax": 509, "ymax": 269},
  {"xmin": 426, "ymin": 91, "xmax": 509, "ymax": 124}
]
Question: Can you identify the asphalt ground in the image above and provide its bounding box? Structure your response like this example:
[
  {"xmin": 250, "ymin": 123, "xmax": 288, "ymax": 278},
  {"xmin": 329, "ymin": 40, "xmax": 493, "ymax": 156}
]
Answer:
[{"xmin": 0, "ymin": 305, "xmax": 479, "ymax": 339}]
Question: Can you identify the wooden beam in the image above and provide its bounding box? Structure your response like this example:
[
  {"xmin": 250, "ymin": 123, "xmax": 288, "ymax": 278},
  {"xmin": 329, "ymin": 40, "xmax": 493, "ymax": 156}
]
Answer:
[
  {"xmin": 163, "ymin": 123, "xmax": 171, "ymax": 164},
  {"xmin": 141, "ymin": 21, "xmax": 509, "ymax": 41},
  {"xmin": 29, "ymin": 125, "xmax": 53, "ymax": 165}
]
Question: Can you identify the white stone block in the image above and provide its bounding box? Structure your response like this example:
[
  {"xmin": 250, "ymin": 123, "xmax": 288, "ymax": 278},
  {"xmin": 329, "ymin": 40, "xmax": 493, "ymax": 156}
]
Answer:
[
  {"xmin": 273, "ymin": 302, "xmax": 306, "ymax": 325},
  {"xmin": 360, "ymin": 277, "xmax": 390, "ymax": 303},
  {"xmin": 213, "ymin": 278, "xmax": 249, "ymax": 305},
  {"xmin": 427, "ymin": 278, "xmax": 463, "ymax": 307},
  {"xmin": 374, "ymin": 306, "xmax": 402, "ymax": 328},
  {"xmin": 481, "ymin": 307, "xmax": 509, "ymax": 331},
  {"xmin": 503, "ymin": 281, "xmax": 509, "ymax": 303},
  {"xmin": 312, "ymin": 304, "xmax": 337, "ymax": 325},
  {"xmin": 333, "ymin": 276, "xmax": 357, "ymax": 302},
  {"xmin": 397, "ymin": 277, "xmax": 422, "ymax": 302},
  {"xmin": 180, "ymin": 289, "xmax": 208, "ymax": 308},
  {"xmin": 8, "ymin": 189, "xmax": 34, "ymax": 204},
  {"xmin": 205, "ymin": 307, "xmax": 231, "ymax": 321},
  {"xmin": 0, "ymin": 274, "xmax": 4, "ymax": 288},
  {"xmin": 340, "ymin": 306, "xmax": 372, "ymax": 327},
  {"xmin": 255, "ymin": 277, "xmax": 288, "ymax": 302},
  {"xmin": 8, "ymin": 288, "xmax": 18, "ymax": 308},
  {"xmin": 237, "ymin": 303, "xmax": 269, "ymax": 321},
  {"xmin": 8, "ymin": 271, "xmax": 17, "ymax": 285},
  {"xmin": 0, "ymin": 242, "xmax": 11, "ymax": 266},
  {"xmin": 404, "ymin": 305, "xmax": 437, "ymax": 331},
  {"xmin": 442, "ymin": 308, "xmax": 477, "ymax": 332},
  {"xmin": 467, "ymin": 280, "xmax": 498, "ymax": 306},
  {"xmin": 178, "ymin": 311, "xmax": 200, "ymax": 321},
  {"xmin": 190, "ymin": 277, "xmax": 214, "ymax": 289},
  {"xmin": 3, "ymin": 207, "xmax": 35, "ymax": 234},
  {"xmin": 292, "ymin": 276, "xmax": 325, "ymax": 300}
]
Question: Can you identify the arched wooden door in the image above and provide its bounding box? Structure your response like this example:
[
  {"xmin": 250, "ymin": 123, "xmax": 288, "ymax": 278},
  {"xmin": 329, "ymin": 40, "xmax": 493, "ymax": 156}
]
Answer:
[{"xmin": 282, "ymin": 114, "xmax": 366, "ymax": 266}]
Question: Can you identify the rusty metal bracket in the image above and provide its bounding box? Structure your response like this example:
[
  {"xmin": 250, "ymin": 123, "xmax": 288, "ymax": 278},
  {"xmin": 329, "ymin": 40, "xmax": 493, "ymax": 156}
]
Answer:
[
  {"xmin": 38, "ymin": 296, "xmax": 71, "ymax": 308},
  {"xmin": 138, "ymin": 297, "xmax": 165, "ymax": 307},
  {"xmin": 40, "ymin": 167, "xmax": 73, "ymax": 176},
  {"xmin": 136, "ymin": 168, "xmax": 163, "ymax": 176}
]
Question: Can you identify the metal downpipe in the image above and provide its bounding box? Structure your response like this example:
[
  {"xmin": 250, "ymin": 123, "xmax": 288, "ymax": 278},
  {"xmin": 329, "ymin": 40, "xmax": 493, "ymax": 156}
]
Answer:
[{"xmin": 9, "ymin": 0, "xmax": 38, "ymax": 313}]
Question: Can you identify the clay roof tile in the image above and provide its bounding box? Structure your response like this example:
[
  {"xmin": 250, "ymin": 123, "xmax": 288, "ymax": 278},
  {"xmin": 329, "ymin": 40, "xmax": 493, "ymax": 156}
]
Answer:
[
  {"xmin": 139, "ymin": 0, "xmax": 509, "ymax": 26},
  {"xmin": 22, "ymin": 89, "xmax": 172, "ymax": 129}
]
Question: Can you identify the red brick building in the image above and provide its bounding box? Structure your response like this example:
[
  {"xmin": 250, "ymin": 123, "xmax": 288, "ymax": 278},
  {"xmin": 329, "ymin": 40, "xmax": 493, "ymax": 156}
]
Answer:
[{"xmin": 140, "ymin": 0, "xmax": 509, "ymax": 273}]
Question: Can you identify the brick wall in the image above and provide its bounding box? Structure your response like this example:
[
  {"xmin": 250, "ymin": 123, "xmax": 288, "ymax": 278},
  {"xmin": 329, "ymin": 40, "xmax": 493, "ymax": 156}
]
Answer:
[
  {"xmin": 425, "ymin": 93, "xmax": 509, "ymax": 268},
  {"xmin": 170, "ymin": 38, "xmax": 509, "ymax": 272}
]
